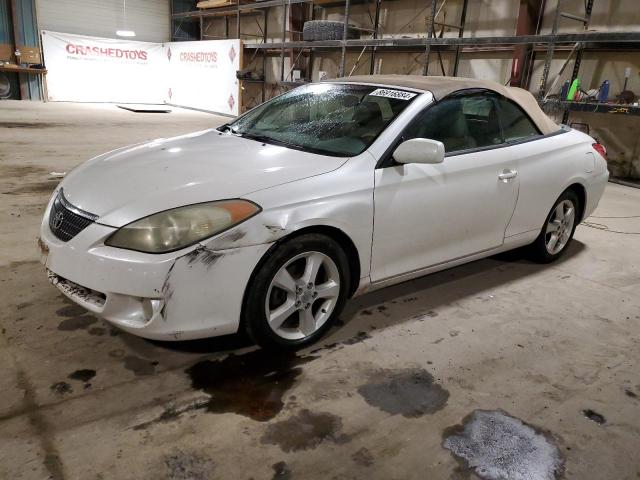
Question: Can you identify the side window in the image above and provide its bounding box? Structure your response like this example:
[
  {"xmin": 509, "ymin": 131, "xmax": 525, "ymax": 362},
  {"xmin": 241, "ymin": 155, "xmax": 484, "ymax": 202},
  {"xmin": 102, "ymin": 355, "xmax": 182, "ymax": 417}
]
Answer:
[
  {"xmin": 402, "ymin": 94, "xmax": 503, "ymax": 154},
  {"xmin": 460, "ymin": 96, "xmax": 503, "ymax": 147},
  {"xmin": 497, "ymin": 98, "xmax": 541, "ymax": 142}
]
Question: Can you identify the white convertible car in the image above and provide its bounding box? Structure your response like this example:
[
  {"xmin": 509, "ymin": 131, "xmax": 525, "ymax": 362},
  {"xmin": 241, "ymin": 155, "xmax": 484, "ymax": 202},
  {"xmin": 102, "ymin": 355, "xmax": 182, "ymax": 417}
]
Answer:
[{"xmin": 39, "ymin": 75, "xmax": 608, "ymax": 349}]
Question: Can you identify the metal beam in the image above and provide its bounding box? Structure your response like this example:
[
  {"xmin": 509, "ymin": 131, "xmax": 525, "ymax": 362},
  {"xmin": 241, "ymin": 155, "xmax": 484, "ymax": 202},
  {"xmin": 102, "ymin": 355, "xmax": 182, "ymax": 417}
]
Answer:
[
  {"xmin": 243, "ymin": 31, "xmax": 640, "ymax": 49},
  {"xmin": 509, "ymin": 0, "xmax": 545, "ymax": 87},
  {"xmin": 562, "ymin": 0, "xmax": 594, "ymax": 123},
  {"xmin": 280, "ymin": 0, "xmax": 287, "ymax": 81},
  {"xmin": 560, "ymin": 12, "xmax": 587, "ymax": 23},
  {"xmin": 236, "ymin": 0, "xmax": 241, "ymax": 38},
  {"xmin": 369, "ymin": 0, "xmax": 381, "ymax": 74},
  {"xmin": 538, "ymin": 0, "xmax": 562, "ymax": 99},
  {"xmin": 422, "ymin": 0, "xmax": 437, "ymax": 76},
  {"xmin": 452, "ymin": 0, "xmax": 468, "ymax": 76},
  {"xmin": 339, "ymin": 0, "xmax": 351, "ymax": 76},
  {"xmin": 262, "ymin": 9, "xmax": 268, "ymax": 102}
]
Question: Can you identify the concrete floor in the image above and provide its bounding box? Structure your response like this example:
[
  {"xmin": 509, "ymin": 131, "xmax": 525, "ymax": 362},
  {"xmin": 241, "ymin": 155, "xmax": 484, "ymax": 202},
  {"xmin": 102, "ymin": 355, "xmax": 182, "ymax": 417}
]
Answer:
[{"xmin": 1, "ymin": 100, "xmax": 639, "ymax": 480}]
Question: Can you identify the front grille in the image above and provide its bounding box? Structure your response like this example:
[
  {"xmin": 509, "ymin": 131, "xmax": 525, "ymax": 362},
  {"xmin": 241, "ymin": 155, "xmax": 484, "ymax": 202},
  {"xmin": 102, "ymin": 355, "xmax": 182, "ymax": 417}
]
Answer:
[{"xmin": 48, "ymin": 190, "xmax": 98, "ymax": 242}]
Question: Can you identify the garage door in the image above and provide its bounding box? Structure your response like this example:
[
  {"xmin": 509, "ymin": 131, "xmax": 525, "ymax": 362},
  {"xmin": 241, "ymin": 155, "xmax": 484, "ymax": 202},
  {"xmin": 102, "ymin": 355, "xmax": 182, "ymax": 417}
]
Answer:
[{"xmin": 36, "ymin": 0, "xmax": 169, "ymax": 43}]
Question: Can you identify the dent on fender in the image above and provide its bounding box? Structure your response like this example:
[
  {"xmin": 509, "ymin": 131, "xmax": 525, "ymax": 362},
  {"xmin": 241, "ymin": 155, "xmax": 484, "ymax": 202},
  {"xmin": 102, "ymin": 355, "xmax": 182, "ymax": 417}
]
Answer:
[
  {"xmin": 202, "ymin": 220, "xmax": 290, "ymax": 251},
  {"xmin": 159, "ymin": 243, "xmax": 236, "ymax": 321}
]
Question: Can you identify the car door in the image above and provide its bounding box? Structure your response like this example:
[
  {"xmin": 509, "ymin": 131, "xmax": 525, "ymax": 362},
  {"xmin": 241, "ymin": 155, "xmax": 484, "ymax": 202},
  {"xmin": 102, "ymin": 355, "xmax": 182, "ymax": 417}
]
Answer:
[{"xmin": 370, "ymin": 92, "xmax": 520, "ymax": 283}]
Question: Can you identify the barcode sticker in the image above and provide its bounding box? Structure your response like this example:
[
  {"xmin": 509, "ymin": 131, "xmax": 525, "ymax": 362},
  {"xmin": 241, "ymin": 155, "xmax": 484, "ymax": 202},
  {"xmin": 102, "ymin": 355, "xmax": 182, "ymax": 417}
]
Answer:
[{"xmin": 369, "ymin": 88, "xmax": 417, "ymax": 100}]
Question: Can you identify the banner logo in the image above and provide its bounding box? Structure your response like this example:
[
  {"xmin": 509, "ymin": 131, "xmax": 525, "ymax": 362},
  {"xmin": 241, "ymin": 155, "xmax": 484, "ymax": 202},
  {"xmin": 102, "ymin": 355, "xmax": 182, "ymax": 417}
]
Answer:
[
  {"xmin": 179, "ymin": 51, "xmax": 218, "ymax": 63},
  {"xmin": 65, "ymin": 43, "xmax": 148, "ymax": 60}
]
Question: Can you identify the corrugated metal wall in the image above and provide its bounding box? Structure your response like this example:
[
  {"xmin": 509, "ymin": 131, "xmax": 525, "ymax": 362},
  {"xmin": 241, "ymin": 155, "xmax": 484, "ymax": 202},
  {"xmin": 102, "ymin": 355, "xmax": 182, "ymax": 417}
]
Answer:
[
  {"xmin": 36, "ymin": 0, "xmax": 170, "ymax": 43},
  {"xmin": 0, "ymin": 0, "xmax": 17, "ymax": 99},
  {"xmin": 0, "ymin": 0, "xmax": 42, "ymax": 100},
  {"xmin": 0, "ymin": 0, "xmax": 13, "ymax": 44},
  {"xmin": 15, "ymin": 0, "xmax": 43, "ymax": 100}
]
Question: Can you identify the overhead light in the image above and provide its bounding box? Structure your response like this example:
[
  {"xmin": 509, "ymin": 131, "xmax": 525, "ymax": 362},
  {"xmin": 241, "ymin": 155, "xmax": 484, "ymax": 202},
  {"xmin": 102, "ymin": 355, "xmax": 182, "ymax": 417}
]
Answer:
[{"xmin": 116, "ymin": 0, "xmax": 135, "ymax": 38}]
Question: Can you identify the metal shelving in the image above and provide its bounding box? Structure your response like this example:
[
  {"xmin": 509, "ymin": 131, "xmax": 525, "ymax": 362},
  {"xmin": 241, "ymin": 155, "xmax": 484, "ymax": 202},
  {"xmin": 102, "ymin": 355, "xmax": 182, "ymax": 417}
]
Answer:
[
  {"xmin": 171, "ymin": 0, "xmax": 640, "ymax": 113},
  {"xmin": 242, "ymin": 31, "xmax": 640, "ymax": 50},
  {"xmin": 559, "ymin": 101, "xmax": 640, "ymax": 116}
]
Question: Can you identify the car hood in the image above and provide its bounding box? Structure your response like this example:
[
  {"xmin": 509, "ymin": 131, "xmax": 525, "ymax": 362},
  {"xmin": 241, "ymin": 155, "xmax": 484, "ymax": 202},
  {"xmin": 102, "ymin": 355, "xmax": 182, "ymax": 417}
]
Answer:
[{"xmin": 60, "ymin": 129, "xmax": 348, "ymax": 227}]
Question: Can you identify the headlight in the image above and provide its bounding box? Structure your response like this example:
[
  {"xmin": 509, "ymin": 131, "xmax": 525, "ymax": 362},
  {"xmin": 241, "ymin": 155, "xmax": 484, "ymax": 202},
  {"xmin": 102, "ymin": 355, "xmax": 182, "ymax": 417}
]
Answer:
[{"xmin": 105, "ymin": 200, "xmax": 261, "ymax": 253}]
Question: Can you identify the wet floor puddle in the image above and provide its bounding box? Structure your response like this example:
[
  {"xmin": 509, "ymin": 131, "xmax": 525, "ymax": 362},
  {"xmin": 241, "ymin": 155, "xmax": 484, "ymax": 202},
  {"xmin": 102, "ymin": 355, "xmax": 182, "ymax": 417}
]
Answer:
[
  {"xmin": 185, "ymin": 349, "xmax": 316, "ymax": 422},
  {"xmin": 357, "ymin": 368, "xmax": 449, "ymax": 417},
  {"xmin": 443, "ymin": 410, "xmax": 564, "ymax": 480},
  {"xmin": 261, "ymin": 409, "xmax": 350, "ymax": 452}
]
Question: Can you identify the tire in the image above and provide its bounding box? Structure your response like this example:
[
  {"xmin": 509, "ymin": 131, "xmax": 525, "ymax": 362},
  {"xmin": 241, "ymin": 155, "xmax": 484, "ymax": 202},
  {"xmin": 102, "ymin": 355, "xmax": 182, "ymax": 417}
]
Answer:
[
  {"xmin": 243, "ymin": 233, "xmax": 351, "ymax": 350},
  {"xmin": 528, "ymin": 189, "xmax": 580, "ymax": 263},
  {"xmin": 302, "ymin": 20, "xmax": 360, "ymax": 41},
  {"xmin": 0, "ymin": 73, "xmax": 11, "ymax": 100}
]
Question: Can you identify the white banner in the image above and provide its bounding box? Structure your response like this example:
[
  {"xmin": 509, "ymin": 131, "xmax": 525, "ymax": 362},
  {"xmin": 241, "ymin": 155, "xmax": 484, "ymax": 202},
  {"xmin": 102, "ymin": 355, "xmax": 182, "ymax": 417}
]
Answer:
[
  {"xmin": 41, "ymin": 31, "xmax": 242, "ymax": 115},
  {"xmin": 165, "ymin": 39, "xmax": 241, "ymax": 116},
  {"xmin": 41, "ymin": 30, "xmax": 166, "ymax": 104}
]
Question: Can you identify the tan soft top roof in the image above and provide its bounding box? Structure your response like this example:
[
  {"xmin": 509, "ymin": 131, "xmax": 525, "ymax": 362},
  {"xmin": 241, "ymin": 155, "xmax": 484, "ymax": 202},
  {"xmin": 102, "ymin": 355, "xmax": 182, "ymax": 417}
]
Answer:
[{"xmin": 327, "ymin": 74, "xmax": 559, "ymax": 135}]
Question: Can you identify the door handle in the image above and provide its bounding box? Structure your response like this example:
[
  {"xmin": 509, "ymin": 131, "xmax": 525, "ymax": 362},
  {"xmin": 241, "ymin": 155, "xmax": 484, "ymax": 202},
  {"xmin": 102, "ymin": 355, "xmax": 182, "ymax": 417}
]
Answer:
[{"xmin": 498, "ymin": 169, "xmax": 518, "ymax": 182}]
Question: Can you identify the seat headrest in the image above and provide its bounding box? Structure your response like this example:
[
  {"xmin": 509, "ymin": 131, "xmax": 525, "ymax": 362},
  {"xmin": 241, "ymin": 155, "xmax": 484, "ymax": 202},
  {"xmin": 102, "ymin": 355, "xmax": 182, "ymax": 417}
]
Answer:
[
  {"xmin": 437, "ymin": 100, "xmax": 468, "ymax": 137},
  {"xmin": 354, "ymin": 101, "xmax": 384, "ymax": 126}
]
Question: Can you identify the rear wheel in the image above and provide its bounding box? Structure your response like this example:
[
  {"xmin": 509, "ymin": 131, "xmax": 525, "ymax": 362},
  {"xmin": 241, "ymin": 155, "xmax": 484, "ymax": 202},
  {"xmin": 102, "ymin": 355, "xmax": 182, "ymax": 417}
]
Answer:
[
  {"xmin": 243, "ymin": 234, "xmax": 350, "ymax": 350},
  {"xmin": 529, "ymin": 189, "xmax": 580, "ymax": 263}
]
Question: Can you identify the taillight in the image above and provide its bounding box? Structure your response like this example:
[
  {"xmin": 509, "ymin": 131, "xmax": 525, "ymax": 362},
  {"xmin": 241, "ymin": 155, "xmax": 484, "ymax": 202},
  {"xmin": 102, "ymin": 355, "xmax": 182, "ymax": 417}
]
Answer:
[{"xmin": 592, "ymin": 142, "xmax": 607, "ymax": 161}]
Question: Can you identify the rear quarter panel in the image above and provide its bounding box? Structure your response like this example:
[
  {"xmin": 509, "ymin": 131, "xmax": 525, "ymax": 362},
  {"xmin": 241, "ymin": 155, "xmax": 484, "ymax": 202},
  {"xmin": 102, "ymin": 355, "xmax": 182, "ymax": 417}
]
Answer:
[{"xmin": 506, "ymin": 129, "xmax": 597, "ymax": 237}]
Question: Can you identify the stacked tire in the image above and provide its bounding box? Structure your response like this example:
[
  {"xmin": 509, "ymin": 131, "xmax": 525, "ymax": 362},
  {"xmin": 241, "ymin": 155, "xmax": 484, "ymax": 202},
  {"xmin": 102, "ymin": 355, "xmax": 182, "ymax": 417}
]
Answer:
[
  {"xmin": 303, "ymin": 20, "xmax": 360, "ymax": 41},
  {"xmin": 0, "ymin": 73, "xmax": 11, "ymax": 100}
]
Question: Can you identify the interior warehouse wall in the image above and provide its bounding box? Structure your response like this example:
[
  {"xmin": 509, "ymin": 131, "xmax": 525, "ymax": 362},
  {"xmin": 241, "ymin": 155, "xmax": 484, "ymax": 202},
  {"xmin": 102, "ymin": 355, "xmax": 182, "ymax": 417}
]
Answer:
[{"xmin": 36, "ymin": 0, "xmax": 170, "ymax": 43}]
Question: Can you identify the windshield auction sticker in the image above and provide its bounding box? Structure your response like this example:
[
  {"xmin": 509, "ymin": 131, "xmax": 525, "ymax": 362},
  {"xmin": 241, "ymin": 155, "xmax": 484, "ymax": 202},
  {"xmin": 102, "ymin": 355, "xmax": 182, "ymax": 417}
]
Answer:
[{"xmin": 369, "ymin": 88, "xmax": 417, "ymax": 100}]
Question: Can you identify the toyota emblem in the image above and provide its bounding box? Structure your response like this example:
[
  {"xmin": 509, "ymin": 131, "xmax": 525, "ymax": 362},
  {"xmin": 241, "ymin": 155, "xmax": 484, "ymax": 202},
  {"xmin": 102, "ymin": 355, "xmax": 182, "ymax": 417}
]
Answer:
[{"xmin": 53, "ymin": 211, "xmax": 64, "ymax": 229}]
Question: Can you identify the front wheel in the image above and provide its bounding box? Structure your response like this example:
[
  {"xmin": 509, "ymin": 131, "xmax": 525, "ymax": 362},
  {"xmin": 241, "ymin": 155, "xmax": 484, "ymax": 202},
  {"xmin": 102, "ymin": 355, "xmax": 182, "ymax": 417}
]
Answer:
[
  {"xmin": 528, "ymin": 189, "xmax": 580, "ymax": 263},
  {"xmin": 242, "ymin": 233, "xmax": 351, "ymax": 350}
]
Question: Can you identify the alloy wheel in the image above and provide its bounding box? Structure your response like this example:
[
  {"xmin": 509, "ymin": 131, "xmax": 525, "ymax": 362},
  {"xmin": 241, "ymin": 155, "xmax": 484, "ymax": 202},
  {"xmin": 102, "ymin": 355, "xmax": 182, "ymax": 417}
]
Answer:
[
  {"xmin": 264, "ymin": 251, "xmax": 341, "ymax": 340},
  {"xmin": 545, "ymin": 199, "xmax": 575, "ymax": 255}
]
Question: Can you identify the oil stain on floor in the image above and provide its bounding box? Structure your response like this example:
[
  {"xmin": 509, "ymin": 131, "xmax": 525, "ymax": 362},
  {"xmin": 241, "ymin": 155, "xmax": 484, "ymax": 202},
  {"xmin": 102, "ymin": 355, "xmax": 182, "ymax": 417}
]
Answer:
[
  {"xmin": 357, "ymin": 368, "xmax": 449, "ymax": 417},
  {"xmin": 123, "ymin": 355, "xmax": 158, "ymax": 376},
  {"xmin": 582, "ymin": 409, "xmax": 606, "ymax": 425},
  {"xmin": 68, "ymin": 369, "xmax": 96, "ymax": 383},
  {"xmin": 49, "ymin": 381, "xmax": 72, "ymax": 395},
  {"xmin": 261, "ymin": 409, "xmax": 350, "ymax": 452},
  {"xmin": 443, "ymin": 409, "xmax": 564, "ymax": 480},
  {"xmin": 271, "ymin": 461, "xmax": 292, "ymax": 479},
  {"xmin": 57, "ymin": 315, "xmax": 97, "ymax": 331},
  {"xmin": 185, "ymin": 349, "xmax": 316, "ymax": 422}
]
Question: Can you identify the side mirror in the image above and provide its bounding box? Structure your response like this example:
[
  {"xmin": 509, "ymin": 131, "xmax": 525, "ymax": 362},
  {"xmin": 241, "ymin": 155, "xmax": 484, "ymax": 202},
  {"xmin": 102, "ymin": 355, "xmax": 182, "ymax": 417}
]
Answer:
[{"xmin": 393, "ymin": 138, "xmax": 445, "ymax": 165}]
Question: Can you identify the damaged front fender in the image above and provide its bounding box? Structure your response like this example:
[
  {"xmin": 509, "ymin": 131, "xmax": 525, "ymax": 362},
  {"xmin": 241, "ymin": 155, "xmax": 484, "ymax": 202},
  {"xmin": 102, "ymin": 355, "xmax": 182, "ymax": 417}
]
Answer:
[{"xmin": 155, "ymin": 242, "xmax": 271, "ymax": 340}]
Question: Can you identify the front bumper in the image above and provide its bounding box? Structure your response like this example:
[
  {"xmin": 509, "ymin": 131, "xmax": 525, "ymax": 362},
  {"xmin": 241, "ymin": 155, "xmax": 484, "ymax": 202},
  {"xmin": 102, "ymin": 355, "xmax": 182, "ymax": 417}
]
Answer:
[{"xmin": 39, "ymin": 194, "xmax": 272, "ymax": 340}]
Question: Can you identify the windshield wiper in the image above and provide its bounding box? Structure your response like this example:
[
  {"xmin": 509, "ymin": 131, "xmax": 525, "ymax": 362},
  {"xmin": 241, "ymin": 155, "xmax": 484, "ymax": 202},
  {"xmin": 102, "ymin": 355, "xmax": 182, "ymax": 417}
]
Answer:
[{"xmin": 239, "ymin": 132, "xmax": 295, "ymax": 149}]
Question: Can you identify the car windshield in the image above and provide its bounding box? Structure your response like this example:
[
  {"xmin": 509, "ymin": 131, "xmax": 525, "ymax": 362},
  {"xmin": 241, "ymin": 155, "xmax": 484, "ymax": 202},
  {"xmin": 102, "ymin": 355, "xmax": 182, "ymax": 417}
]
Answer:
[{"xmin": 223, "ymin": 83, "xmax": 418, "ymax": 157}]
